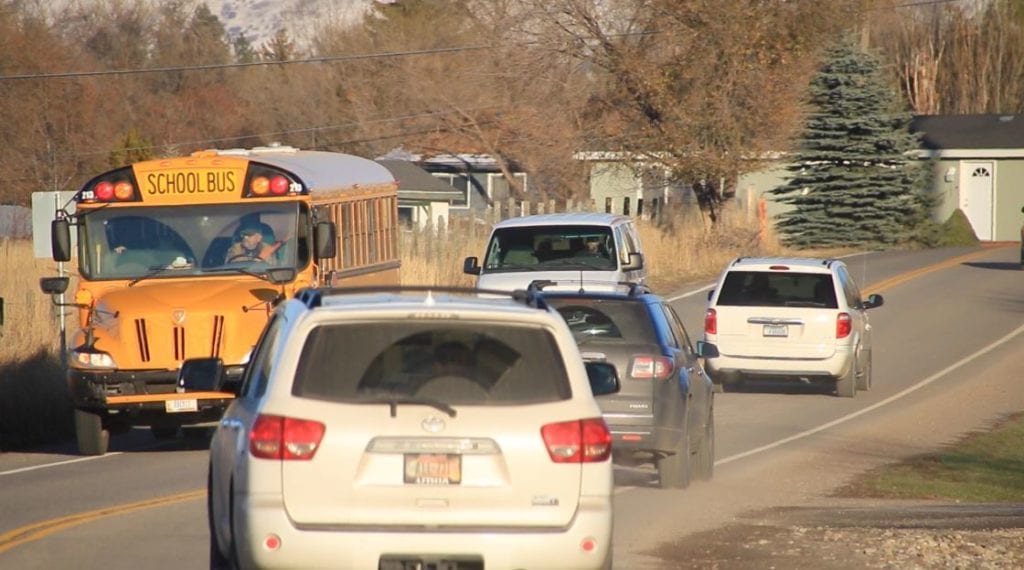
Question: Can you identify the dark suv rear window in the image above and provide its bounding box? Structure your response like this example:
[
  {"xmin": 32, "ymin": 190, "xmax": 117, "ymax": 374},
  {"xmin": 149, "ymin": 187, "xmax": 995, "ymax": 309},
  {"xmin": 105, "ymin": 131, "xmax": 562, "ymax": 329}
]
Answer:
[
  {"xmin": 292, "ymin": 321, "xmax": 571, "ymax": 405},
  {"xmin": 546, "ymin": 297, "xmax": 657, "ymax": 343},
  {"xmin": 716, "ymin": 271, "xmax": 838, "ymax": 308}
]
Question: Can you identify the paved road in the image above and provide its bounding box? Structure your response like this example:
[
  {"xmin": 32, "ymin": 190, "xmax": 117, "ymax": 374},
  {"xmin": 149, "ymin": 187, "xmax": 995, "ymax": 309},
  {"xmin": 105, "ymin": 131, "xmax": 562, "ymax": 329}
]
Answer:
[{"xmin": 1, "ymin": 245, "xmax": 1021, "ymax": 569}]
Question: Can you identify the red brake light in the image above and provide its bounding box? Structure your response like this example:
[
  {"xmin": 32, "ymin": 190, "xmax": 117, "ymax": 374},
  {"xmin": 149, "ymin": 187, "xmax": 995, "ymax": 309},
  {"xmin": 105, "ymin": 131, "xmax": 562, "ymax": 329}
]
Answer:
[
  {"xmin": 269, "ymin": 175, "xmax": 290, "ymax": 195},
  {"xmin": 95, "ymin": 181, "xmax": 115, "ymax": 201},
  {"xmin": 249, "ymin": 414, "xmax": 325, "ymax": 460},
  {"xmin": 836, "ymin": 312, "xmax": 852, "ymax": 339},
  {"xmin": 541, "ymin": 418, "xmax": 612, "ymax": 463},
  {"xmin": 630, "ymin": 355, "xmax": 674, "ymax": 380},
  {"xmin": 769, "ymin": 265, "xmax": 790, "ymax": 270},
  {"xmin": 704, "ymin": 308, "xmax": 717, "ymax": 335}
]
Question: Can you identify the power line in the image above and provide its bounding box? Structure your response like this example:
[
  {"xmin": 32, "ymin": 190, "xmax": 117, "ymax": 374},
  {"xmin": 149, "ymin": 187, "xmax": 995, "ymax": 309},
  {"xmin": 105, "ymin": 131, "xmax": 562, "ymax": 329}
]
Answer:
[{"xmin": 0, "ymin": 44, "xmax": 492, "ymax": 82}]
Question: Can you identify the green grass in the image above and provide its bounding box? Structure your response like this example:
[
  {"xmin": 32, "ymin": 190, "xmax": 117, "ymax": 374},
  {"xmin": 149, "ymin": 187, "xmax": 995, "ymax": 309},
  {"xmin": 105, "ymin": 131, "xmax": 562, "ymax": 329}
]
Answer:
[{"xmin": 837, "ymin": 412, "xmax": 1024, "ymax": 502}]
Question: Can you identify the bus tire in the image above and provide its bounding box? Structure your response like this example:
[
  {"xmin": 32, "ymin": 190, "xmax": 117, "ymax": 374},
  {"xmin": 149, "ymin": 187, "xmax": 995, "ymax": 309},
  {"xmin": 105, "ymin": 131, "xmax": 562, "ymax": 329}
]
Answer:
[{"xmin": 74, "ymin": 409, "xmax": 109, "ymax": 456}]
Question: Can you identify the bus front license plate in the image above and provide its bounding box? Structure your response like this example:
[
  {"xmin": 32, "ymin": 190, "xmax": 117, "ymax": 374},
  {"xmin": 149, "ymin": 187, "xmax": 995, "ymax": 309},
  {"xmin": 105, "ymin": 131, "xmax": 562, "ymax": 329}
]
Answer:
[
  {"xmin": 763, "ymin": 324, "xmax": 788, "ymax": 337},
  {"xmin": 404, "ymin": 454, "xmax": 461, "ymax": 485},
  {"xmin": 165, "ymin": 399, "xmax": 198, "ymax": 413}
]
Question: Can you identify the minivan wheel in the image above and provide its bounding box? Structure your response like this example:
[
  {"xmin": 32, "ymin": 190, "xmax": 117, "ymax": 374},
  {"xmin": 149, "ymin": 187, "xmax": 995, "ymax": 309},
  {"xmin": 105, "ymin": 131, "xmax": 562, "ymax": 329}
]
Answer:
[
  {"xmin": 74, "ymin": 409, "xmax": 109, "ymax": 456},
  {"xmin": 835, "ymin": 361, "xmax": 857, "ymax": 398},
  {"xmin": 657, "ymin": 429, "xmax": 692, "ymax": 489}
]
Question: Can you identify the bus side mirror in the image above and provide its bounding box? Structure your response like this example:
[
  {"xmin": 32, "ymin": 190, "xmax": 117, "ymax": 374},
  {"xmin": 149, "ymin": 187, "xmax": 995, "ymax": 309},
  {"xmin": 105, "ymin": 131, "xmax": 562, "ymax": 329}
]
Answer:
[
  {"xmin": 177, "ymin": 357, "xmax": 232, "ymax": 394},
  {"xmin": 40, "ymin": 276, "xmax": 70, "ymax": 295},
  {"xmin": 314, "ymin": 221, "xmax": 337, "ymax": 260},
  {"xmin": 622, "ymin": 252, "xmax": 644, "ymax": 271},
  {"xmin": 463, "ymin": 256, "xmax": 481, "ymax": 276},
  {"xmin": 51, "ymin": 219, "xmax": 72, "ymax": 262}
]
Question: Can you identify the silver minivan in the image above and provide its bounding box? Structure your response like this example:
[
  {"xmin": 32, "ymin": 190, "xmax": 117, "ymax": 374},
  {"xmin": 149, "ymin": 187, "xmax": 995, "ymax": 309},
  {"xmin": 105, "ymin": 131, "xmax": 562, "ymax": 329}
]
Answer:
[{"xmin": 464, "ymin": 212, "xmax": 646, "ymax": 292}]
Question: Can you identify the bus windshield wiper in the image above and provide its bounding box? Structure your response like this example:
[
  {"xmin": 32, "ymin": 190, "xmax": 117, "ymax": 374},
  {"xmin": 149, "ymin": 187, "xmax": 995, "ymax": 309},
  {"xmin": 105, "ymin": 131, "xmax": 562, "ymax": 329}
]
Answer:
[
  {"xmin": 127, "ymin": 259, "xmax": 194, "ymax": 287},
  {"xmin": 202, "ymin": 266, "xmax": 271, "ymax": 282}
]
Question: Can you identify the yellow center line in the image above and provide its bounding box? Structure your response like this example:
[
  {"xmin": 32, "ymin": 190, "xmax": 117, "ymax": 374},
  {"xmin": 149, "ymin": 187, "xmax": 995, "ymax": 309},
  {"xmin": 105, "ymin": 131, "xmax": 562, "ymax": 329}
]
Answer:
[
  {"xmin": 0, "ymin": 489, "xmax": 204, "ymax": 554},
  {"xmin": 863, "ymin": 246, "xmax": 1010, "ymax": 294}
]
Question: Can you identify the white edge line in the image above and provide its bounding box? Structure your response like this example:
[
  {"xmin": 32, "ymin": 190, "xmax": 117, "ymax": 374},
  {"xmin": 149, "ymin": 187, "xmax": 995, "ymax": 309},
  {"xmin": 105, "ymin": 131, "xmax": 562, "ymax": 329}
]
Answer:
[
  {"xmin": 714, "ymin": 322, "xmax": 1024, "ymax": 466},
  {"xmin": 0, "ymin": 452, "xmax": 124, "ymax": 477}
]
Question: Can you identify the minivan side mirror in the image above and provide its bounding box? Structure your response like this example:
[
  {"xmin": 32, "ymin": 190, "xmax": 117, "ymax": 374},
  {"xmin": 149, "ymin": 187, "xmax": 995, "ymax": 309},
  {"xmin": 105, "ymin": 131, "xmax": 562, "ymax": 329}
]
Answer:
[
  {"xmin": 585, "ymin": 361, "xmax": 620, "ymax": 396},
  {"xmin": 621, "ymin": 252, "xmax": 643, "ymax": 271},
  {"xmin": 463, "ymin": 256, "xmax": 481, "ymax": 276},
  {"xmin": 51, "ymin": 219, "xmax": 72, "ymax": 262},
  {"xmin": 863, "ymin": 293, "xmax": 884, "ymax": 310},
  {"xmin": 695, "ymin": 341, "xmax": 719, "ymax": 359}
]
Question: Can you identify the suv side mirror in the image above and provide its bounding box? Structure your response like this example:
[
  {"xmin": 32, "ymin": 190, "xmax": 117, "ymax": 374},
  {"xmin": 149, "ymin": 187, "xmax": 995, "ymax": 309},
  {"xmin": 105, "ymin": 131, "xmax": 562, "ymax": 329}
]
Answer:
[
  {"xmin": 463, "ymin": 256, "xmax": 481, "ymax": 276},
  {"xmin": 51, "ymin": 219, "xmax": 72, "ymax": 262},
  {"xmin": 585, "ymin": 361, "xmax": 620, "ymax": 396},
  {"xmin": 695, "ymin": 341, "xmax": 719, "ymax": 359},
  {"xmin": 863, "ymin": 293, "xmax": 884, "ymax": 310},
  {"xmin": 314, "ymin": 221, "xmax": 337, "ymax": 260},
  {"xmin": 621, "ymin": 252, "xmax": 644, "ymax": 271},
  {"xmin": 177, "ymin": 357, "xmax": 233, "ymax": 394},
  {"xmin": 707, "ymin": 289, "xmax": 715, "ymax": 302}
]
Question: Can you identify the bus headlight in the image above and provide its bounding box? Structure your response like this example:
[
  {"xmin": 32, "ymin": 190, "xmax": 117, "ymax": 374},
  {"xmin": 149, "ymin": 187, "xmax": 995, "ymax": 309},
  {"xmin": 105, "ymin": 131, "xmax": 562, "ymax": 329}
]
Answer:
[{"xmin": 71, "ymin": 349, "xmax": 117, "ymax": 369}]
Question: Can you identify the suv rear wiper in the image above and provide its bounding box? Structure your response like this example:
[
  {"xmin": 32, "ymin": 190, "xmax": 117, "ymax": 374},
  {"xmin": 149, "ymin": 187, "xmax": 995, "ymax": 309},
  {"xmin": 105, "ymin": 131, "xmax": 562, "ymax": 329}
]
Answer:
[{"xmin": 358, "ymin": 396, "xmax": 457, "ymax": 418}]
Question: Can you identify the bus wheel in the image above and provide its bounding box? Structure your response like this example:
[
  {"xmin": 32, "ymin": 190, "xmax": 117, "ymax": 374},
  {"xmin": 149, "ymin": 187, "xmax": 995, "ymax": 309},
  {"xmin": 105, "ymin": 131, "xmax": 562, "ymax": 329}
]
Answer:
[{"xmin": 74, "ymin": 409, "xmax": 109, "ymax": 456}]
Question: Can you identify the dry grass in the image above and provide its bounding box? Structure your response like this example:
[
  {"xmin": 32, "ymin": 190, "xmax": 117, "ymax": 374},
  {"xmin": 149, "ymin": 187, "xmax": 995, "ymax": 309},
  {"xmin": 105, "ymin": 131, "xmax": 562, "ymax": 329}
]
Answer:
[{"xmin": 0, "ymin": 239, "xmax": 66, "ymax": 363}]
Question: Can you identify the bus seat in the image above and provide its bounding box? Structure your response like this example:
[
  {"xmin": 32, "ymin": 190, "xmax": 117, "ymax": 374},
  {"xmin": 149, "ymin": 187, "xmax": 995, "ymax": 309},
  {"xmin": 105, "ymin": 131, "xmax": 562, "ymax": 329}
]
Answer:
[{"xmin": 203, "ymin": 237, "xmax": 233, "ymax": 267}]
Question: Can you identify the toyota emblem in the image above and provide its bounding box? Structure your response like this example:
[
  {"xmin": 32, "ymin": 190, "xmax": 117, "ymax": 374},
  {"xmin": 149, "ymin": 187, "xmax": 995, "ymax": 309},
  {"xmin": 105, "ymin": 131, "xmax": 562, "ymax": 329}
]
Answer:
[{"xmin": 421, "ymin": 416, "xmax": 446, "ymax": 433}]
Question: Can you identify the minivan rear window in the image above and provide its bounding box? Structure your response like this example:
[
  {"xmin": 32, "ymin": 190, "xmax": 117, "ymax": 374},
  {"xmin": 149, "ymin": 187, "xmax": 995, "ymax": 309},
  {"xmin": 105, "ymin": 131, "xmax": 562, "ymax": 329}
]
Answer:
[
  {"xmin": 293, "ymin": 322, "xmax": 572, "ymax": 405},
  {"xmin": 716, "ymin": 271, "xmax": 838, "ymax": 308}
]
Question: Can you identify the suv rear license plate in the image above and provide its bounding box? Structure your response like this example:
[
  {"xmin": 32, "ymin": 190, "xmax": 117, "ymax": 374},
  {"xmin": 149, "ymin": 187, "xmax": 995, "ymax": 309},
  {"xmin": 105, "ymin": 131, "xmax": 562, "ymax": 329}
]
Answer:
[
  {"xmin": 762, "ymin": 324, "xmax": 788, "ymax": 337},
  {"xmin": 404, "ymin": 453, "xmax": 462, "ymax": 485},
  {"xmin": 165, "ymin": 398, "xmax": 198, "ymax": 413}
]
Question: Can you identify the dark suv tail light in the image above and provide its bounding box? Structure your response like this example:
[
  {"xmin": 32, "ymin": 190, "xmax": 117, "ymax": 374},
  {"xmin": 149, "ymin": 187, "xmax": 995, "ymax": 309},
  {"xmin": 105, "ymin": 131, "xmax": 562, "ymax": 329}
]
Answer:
[
  {"xmin": 630, "ymin": 355, "xmax": 674, "ymax": 380},
  {"xmin": 704, "ymin": 308, "xmax": 717, "ymax": 335},
  {"xmin": 250, "ymin": 414, "xmax": 325, "ymax": 460},
  {"xmin": 541, "ymin": 418, "xmax": 612, "ymax": 463},
  {"xmin": 836, "ymin": 313, "xmax": 852, "ymax": 339}
]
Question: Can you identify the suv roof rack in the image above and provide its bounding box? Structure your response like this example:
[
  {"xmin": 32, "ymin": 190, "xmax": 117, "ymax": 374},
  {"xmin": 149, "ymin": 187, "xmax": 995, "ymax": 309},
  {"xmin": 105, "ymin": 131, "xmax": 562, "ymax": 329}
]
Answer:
[
  {"xmin": 528, "ymin": 279, "xmax": 651, "ymax": 297},
  {"xmin": 293, "ymin": 285, "xmax": 548, "ymax": 310}
]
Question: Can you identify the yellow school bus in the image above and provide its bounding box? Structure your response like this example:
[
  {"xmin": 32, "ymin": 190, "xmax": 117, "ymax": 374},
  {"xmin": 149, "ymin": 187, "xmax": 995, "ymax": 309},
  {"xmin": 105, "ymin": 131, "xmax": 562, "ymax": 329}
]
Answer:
[{"xmin": 41, "ymin": 145, "xmax": 399, "ymax": 455}]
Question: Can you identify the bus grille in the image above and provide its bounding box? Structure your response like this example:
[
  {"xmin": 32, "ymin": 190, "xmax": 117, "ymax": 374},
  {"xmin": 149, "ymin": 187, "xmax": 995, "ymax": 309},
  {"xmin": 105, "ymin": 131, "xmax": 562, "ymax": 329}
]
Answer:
[
  {"xmin": 134, "ymin": 319, "xmax": 151, "ymax": 362},
  {"xmin": 211, "ymin": 315, "xmax": 225, "ymax": 357},
  {"xmin": 174, "ymin": 326, "xmax": 186, "ymax": 360}
]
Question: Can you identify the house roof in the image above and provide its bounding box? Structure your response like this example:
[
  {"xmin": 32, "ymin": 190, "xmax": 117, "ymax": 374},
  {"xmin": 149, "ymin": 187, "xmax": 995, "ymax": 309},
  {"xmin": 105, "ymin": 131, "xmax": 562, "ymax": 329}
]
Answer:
[
  {"xmin": 376, "ymin": 159, "xmax": 464, "ymax": 202},
  {"xmin": 911, "ymin": 114, "xmax": 1024, "ymax": 150}
]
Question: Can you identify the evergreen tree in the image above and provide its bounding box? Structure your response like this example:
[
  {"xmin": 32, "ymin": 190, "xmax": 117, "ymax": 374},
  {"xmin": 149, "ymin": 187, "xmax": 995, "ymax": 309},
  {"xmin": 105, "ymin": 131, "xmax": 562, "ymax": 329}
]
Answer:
[{"xmin": 771, "ymin": 36, "xmax": 926, "ymax": 248}]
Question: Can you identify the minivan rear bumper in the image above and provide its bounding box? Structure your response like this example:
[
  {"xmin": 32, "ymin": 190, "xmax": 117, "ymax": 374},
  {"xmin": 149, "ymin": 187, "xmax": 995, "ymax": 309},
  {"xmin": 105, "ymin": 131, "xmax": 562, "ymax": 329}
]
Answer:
[
  {"xmin": 706, "ymin": 351, "xmax": 852, "ymax": 384},
  {"xmin": 235, "ymin": 493, "xmax": 613, "ymax": 570}
]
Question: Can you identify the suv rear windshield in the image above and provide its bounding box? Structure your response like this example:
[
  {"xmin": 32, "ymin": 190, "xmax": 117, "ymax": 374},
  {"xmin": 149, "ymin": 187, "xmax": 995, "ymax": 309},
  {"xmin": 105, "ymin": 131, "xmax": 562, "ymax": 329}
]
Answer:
[
  {"xmin": 545, "ymin": 297, "xmax": 658, "ymax": 344},
  {"xmin": 292, "ymin": 321, "xmax": 572, "ymax": 405},
  {"xmin": 716, "ymin": 271, "xmax": 838, "ymax": 308}
]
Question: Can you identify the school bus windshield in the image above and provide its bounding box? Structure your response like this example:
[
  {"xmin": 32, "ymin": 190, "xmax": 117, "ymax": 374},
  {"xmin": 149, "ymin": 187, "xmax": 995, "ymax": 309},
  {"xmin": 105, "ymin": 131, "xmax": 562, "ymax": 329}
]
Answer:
[{"xmin": 78, "ymin": 202, "xmax": 308, "ymax": 281}]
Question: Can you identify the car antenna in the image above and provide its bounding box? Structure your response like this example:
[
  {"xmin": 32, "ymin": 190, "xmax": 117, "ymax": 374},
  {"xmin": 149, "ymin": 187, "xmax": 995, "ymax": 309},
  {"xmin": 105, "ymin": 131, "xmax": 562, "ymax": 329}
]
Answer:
[{"xmin": 578, "ymin": 269, "xmax": 585, "ymax": 294}]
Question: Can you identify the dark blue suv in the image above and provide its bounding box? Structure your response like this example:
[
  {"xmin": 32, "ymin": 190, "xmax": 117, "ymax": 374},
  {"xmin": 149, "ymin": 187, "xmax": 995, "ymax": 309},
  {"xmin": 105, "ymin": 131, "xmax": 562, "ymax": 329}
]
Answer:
[{"xmin": 535, "ymin": 281, "xmax": 716, "ymax": 489}]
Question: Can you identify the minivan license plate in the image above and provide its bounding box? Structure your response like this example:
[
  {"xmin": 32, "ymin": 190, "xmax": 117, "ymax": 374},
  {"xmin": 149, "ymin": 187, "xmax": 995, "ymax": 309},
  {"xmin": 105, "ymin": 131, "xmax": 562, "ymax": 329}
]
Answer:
[
  {"xmin": 762, "ymin": 324, "xmax": 788, "ymax": 337},
  {"xmin": 404, "ymin": 454, "xmax": 462, "ymax": 485}
]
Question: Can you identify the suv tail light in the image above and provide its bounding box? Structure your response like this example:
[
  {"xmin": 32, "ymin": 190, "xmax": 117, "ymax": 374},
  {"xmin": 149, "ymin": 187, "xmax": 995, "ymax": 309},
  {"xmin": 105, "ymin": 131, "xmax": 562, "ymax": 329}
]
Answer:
[
  {"xmin": 250, "ymin": 414, "xmax": 325, "ymax": 460},
  {"xmin": 630, "ymin": 355, "xmax": 674, "ymax": 380},
  {"xmin": 704, "ymin": 308, "xmax": 717, "ymax": 335},
  {"xmin": 541, "ymin": 418, "xmax": 612, "ymax": 463},
  {"xmin": 836, "ymin": 313, "xmax": 852, "ymax": 339}
]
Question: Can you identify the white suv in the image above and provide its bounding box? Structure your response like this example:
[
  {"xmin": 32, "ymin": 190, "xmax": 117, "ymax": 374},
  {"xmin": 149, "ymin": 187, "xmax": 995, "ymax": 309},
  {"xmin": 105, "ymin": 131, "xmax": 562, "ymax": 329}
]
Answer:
[
  {"xmin": 184, "ymin": 286, "xmax": 619, "ymax": 570},
  {"xmin": 703, "ymin": 257, "xmax": 883, "ymax": 397}
]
